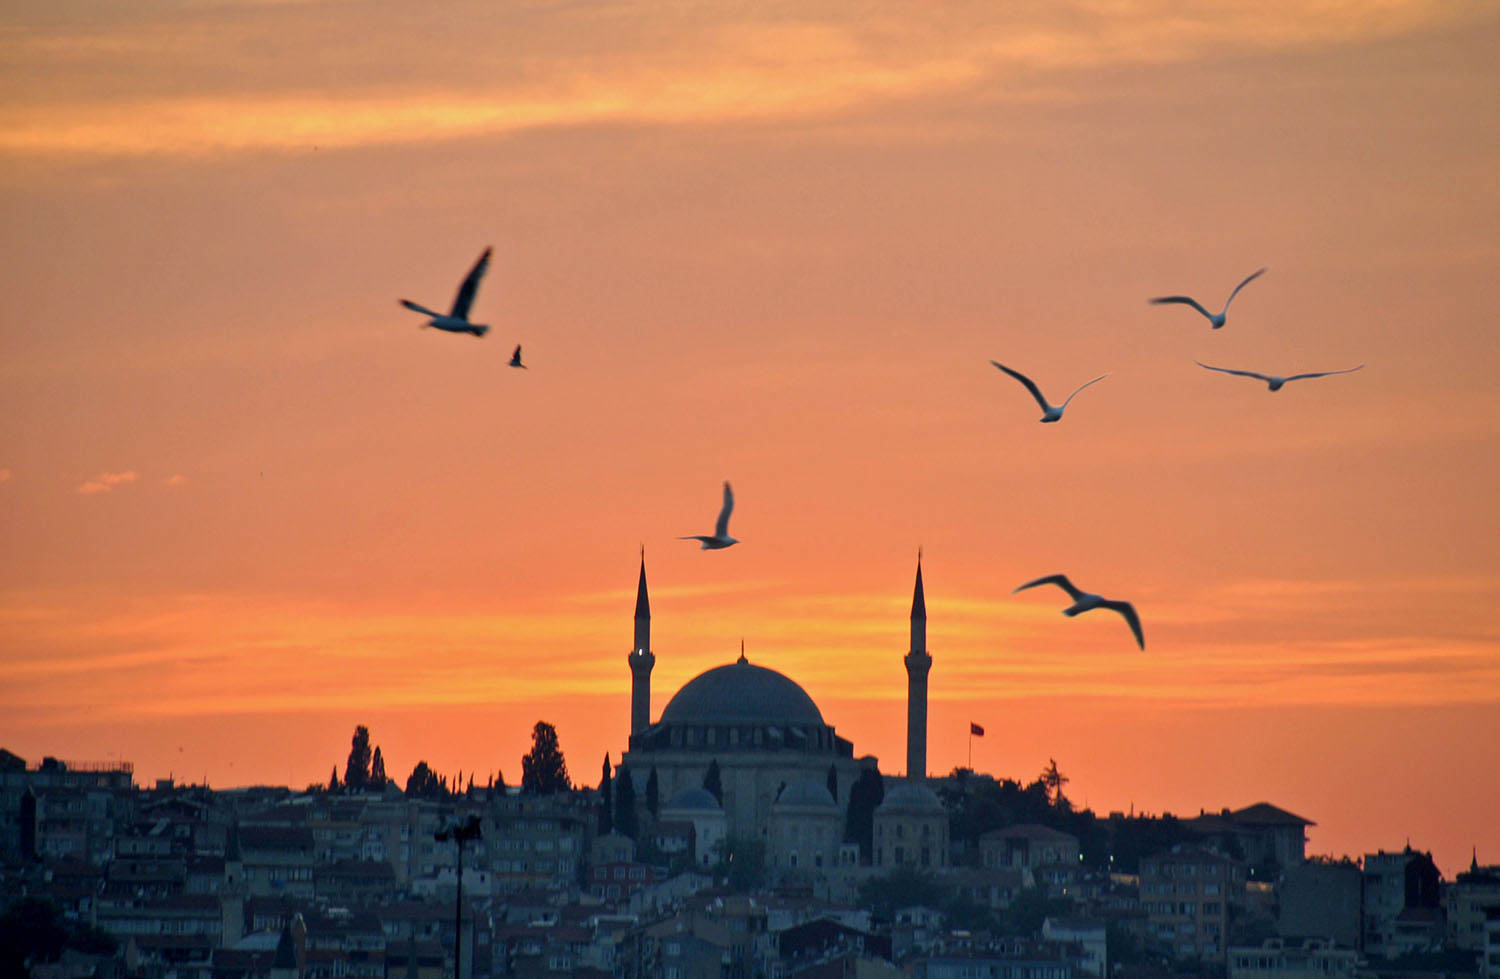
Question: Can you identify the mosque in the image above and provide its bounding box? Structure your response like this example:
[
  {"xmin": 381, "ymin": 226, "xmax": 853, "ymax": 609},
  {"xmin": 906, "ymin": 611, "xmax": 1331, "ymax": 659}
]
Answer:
[{"xmin": 616, "ymin": 559, "xmax": 949, "ymax": 873}]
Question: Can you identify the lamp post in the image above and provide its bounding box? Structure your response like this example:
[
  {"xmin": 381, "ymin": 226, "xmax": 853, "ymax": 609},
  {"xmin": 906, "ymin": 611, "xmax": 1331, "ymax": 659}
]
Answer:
[{"xmin": 434, "ymin": 814, "xmax": 482, "ymax": 979}]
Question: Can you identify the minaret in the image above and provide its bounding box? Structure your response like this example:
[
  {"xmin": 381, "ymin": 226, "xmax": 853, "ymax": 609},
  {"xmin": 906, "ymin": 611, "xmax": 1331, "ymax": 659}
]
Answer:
[
  {"xmin": 904, "ymin": 555, "xmax": 932, "ymax": 781},
  {"xmin": 628, "ymin": 554, "xmax": 655, "ymax": 737}
]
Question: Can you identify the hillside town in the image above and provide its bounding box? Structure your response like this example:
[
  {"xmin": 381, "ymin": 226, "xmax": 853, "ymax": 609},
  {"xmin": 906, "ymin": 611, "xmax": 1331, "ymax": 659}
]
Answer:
[{"xmin": 5, "ymin": 567, "xmax": 1498, "ymax": 979}]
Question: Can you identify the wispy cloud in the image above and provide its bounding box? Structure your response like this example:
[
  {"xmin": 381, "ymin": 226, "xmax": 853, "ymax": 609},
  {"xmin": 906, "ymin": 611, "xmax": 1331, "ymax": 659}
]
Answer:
[
  {"xmin": 162, "ymin": 474, "xmax": 187, "ymax": 487},
  {"xmin": 0, "ymin": 468, "xmax": 11, "ymax": 484},
  {"xmin": 0, "ymin": 0, "xmax": 1486, "ymax": 159},
  {"xmin": 76, "ymin": 471, "xmax": 139, "ymax": 495}
]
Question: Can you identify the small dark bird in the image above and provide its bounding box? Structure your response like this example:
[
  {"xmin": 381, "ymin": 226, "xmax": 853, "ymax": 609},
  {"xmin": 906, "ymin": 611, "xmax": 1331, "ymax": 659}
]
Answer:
[
  {"xmin": 1013, "ymin": 574, "xmax": 1144, "ymax": 650},
  {"xmin": 991, "ymin": 361, "xmax": 1109, "ymax": 423},
  {"xmin": 1194, "ymin": 361, "xmax": 1363, "ymax": 392},
  {"xmin": 678, "ymin": 481, "xmax": 739, "ymax": 550},
  {"xmin": 509, "ymin": 345, "xmax": 527, "ymax": 369},
  {"xmin": 399, "ymin": 247, "xmax": 492, "ymax": 337},
  {"xmin": 1150, "ymin": 267, "xmax": 1267, "ymax": 329}
]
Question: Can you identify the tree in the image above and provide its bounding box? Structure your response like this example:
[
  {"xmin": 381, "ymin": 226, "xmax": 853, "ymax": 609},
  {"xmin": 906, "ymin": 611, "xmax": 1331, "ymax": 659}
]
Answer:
[
  {"xmin": 827, "ymin": 764, "xmax": 838, "ymax": 804},
  {"xmin": 495, "ymin": 769, "xmax": 506, "ymax": 795},
  {"xmin": 520, "ymin": 721, "xmax": 571, "ymax": 794},
  {"xmin": 405, "ymin": 760, "xmax": 444, "ymax": 799},
  {"xmin": 845, "ymin": 764, "xmax": 885, "ymax": 863},
  {"xmin": 329, "ymin": 766, "xmax": 339, "ymax": 792},
  {"xmin": 369, "ymin": 747, "xmax": 388, "ymax": 790},
  {"xmin": 646, "ymin": 767, "xmax": 660, "ymax": 819},
  {"xmin": 344, "ymin": 725, "xmax": 372, "ymax": 791},
  {"xmin": 1, "ymin": 897, "xmax": 117, "ymax": 977},
  {"xmin": 1039, "ymin": 758, "xmax": 1069, "ymax": 808},
  {"xmin": 598, "ymin": 755, "xmax": 614, "ymax": 835},
  {"xmin": 614, "ymin": 765, "xmax": 639, "ymax": 839},
  {"xmin": 711, "ymin": 835, "xmax": 767, "ymax": 892},
  {"xmin": 703, "ymin": 759, "xmax": 723, "ymax": 804}
]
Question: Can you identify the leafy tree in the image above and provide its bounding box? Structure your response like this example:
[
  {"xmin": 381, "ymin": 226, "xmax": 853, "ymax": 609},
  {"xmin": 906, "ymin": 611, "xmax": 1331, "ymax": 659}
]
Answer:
[
  {"xmin": 615, "ymin": 765, "xmax": 639, "ymax": 839},
  {"xmin": 405, "ymin": 760, "xmax": 445, "ymax": 799},
  {"xmin": 1000, "ymin": 885, "xmax": 1075, "ymax": 936},
  {"xmin": 711, "ymin": 835, "xmax": 767, "ymax": 892},
  {"xmin": 0, "ymin": 898, "xmax": 117, "ymax": 976},
  {"xmin": 520, "ymin": 721, "xmax": 571, "ymax": 794},
  {"xmin": 827, "ymin": 764, "xmax": 839, "ymax": 804},
  {"xmin": 845, "ymin": 764, "xmax": 885, "ymax": 863},
  {"xmin": 369, "ymin": 747, "xmax": 388, "ymax": 790},
  {"xmin": 1039, "ymin": 758, "xmax": 1069, "ymax": 808},
  {"xmin": 646, "ymin": 766, "xmax": 660, "ymax": 819},
  {"xmin": 598, "ymin": 755, "xmax": 614, "ymax": 835},
  {"xmin": 494, "ymin": 769, "xmax": 506, "ymax": 795},
  {"xmin": 703, "ymin": 758, "xmax": 723, "ymax": 803},
  {"xmin": 344, "ymin": 725, "xmax": 372, "ymax": 791},
  {"xmin": 854, "ymin": 867, "xmax": 991, "ymax": 929}
]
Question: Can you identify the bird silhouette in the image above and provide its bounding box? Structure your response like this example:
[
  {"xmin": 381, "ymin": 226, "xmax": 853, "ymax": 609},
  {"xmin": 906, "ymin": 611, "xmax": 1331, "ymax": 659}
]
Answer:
[
  {"xmin": 991, "ymin": 361, "xmax": 1109, "ymax": 423},
  {"xmin": 1150, "ymin": 267, "xmax": 1267, "ymax": 329},
  {"xmin": 678, "ymin": 481, "xmax": 739, "ymax": 550},
  {"xmin": 509, "ymin": 345, "xmax": 527, "ymax": 369},
  {"xmin": 1194, "ymin": 361, "xmax": 1363, "ymax": 392},
  {"xmin": 400, "ymin": 247, "xmax": 493, "ymax": 337},
  {"xmin": 1013, "ymin": 574, "xmax": 1144, "ymax": 650}
]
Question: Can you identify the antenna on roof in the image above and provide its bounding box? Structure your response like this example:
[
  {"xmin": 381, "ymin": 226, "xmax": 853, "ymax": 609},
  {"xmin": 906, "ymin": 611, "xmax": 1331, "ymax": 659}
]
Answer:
[{"xmin": 738, "ymin": 638, "xmax": 746, "ymax": 664}]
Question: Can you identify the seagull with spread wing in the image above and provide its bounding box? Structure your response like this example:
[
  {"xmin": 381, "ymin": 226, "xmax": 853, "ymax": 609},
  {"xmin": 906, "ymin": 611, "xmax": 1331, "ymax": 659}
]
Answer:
[
  {"xmin": 678, "ymin": 481, "xmax": 739, "ymax": 550},
  {"xmin": 509, "ymin": 345, "xmax": 527, "ymax": 369},
  {"xmin": 399, "ymin": 247, "xmax": 493, "ymax": 337},
  {"xmin": 1195, "ymin": 361, "xmax": 1363, "ymax": 392},
  {"xmin": 1013, "ymin": 574, "xmax": 1144, "ymax": 650},
  {"xmin": 1150, "ymin": 267, "xmax": 1267, "ymax": 329},
  {"xmin": 990, "ymin": 361, "xmax": 1109, "ymax": 423}
]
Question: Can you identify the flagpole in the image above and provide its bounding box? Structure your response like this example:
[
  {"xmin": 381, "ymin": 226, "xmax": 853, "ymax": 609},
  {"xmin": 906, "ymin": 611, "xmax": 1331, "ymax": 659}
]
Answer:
[{"xmin": 968, "ymin": 726, "xmax": 972, "ymax": 771}]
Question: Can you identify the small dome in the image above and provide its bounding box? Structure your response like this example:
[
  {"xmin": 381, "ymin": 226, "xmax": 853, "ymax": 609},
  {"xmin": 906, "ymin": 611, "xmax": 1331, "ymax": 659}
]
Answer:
[
  {"xmin": 663, "ymin": 787, "xmax": 722, "ymax": 811},
  {"xmin": 774, "ymin": 779, "xmax": 837, "ymax": 809},
  {"xmin": 878, "ymin": 782, "xmax": 944, "ymax": 812},
  {"xmin": 659, "ymin": 659, "xmax": 825, "ymax": 726}
]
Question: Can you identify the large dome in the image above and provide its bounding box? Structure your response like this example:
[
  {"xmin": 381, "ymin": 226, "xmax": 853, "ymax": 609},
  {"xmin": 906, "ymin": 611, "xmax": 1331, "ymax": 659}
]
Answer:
[{"xmin": 660, "ymin": 659, "xmax": 825, "ymax": 726}]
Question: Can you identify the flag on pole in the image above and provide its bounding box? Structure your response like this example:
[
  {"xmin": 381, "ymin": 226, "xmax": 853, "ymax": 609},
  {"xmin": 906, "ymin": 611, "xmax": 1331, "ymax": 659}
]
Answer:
[{"xmin": 970, "ymin": 722, "xmax": 985, "ymax": 737}]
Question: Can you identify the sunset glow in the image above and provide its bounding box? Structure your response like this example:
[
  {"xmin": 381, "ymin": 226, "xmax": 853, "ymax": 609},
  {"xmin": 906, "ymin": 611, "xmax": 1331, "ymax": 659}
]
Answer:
[{"xmin": 3, "ymin": 0, "xmax": 1499, "ymax": 878}]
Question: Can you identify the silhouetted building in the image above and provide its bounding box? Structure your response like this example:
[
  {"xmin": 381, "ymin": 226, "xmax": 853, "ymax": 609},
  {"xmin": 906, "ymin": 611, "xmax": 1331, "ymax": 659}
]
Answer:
[
  {"xmin": 1362, "ymin": 847, "xmax": 1441, "ymax": 958},
  {"xmin": 1278, "ymin": 859, "xmax": 1361, "ymax": 950}
]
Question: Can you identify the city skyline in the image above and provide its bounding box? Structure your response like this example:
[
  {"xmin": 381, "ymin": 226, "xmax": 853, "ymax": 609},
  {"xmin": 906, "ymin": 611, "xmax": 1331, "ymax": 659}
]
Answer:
[{"xmin": 4, "ymin": 0, "xmax": 1499, "ymax": 882}]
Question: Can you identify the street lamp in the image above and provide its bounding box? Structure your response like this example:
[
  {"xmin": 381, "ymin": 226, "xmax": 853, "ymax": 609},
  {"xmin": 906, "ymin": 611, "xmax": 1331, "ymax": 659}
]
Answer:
[{"xmin": 434, "ymin": 814, "xmax": 482, "ymax": 979}]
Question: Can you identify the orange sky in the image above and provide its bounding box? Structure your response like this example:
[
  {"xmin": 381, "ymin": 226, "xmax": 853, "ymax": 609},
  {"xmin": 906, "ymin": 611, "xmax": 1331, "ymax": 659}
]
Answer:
[{"xmin": 3, "ymin": 0, "xmax": 1499, "ymax": 876}]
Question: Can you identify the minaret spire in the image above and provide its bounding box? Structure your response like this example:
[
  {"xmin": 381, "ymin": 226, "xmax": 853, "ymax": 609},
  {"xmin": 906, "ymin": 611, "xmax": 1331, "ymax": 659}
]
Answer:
[
  {"xmin": 905, "ymin": 552, "xmax": 932, "ymax": 781},
  {"xmin": 628, "ymin": 552, "xmax": 656, "ymax": 738}
]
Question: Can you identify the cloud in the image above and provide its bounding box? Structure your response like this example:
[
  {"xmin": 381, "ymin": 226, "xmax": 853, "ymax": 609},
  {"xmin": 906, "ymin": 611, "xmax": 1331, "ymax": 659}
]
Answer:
[
  {"xmin": 162, "ymin": 474, "xmax": 187, "ymax": 487},
  {"xmin": 0, "ymin": 468, "xmax": 11, "ymax": 484},
  {"xmin": 77, "ymin": 470, "xmax": 139, "ymax": 495},
  {"xmin": 0, "ymin": 0, "xmax": 1486, "ymax": 159}
]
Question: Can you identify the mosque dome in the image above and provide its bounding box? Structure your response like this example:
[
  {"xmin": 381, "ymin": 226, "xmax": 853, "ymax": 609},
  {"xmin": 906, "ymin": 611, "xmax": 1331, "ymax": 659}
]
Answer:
[
  {"xmin": 663, "ymin": 787, "xmax": 722, "ymax": 811},
  {"xmin": 660, "ymin": 658, "xmax": 826, "ymax": 727},
  {"xmin": 774, "ymin": 779, "xmax": 837, "ymax": 809},
  {"xmin": 878, "ymin": 782, "xmax": 944, "ymax": 812}
]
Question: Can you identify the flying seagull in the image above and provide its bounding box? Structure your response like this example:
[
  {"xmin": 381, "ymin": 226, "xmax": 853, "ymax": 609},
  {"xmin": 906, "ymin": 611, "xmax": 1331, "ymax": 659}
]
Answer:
[
  {"xmin": 990, "ymin": 361, "xmax": 1109, "ymax": 423},
  {"xmin": 1195, "ymin": 361, "xmax": 1363, "ymax": 392},
  {"xmin": 399, "ymin": 247, "xmax": 492, "ymax": 337},
  {"xmin": 1150, "ymin": 267, "xmax": 1267, "ymax": 329},
  {"xmin": 509, "ymin": 345, "xmax": 527, "ymax": 369},
  {"xmin": 678, "ymin": 481, "xmax": 739, "ymax": 550},
  {"xmin": 1013, "ymin": 574, "xmax": 1144, "ymax": 650}
]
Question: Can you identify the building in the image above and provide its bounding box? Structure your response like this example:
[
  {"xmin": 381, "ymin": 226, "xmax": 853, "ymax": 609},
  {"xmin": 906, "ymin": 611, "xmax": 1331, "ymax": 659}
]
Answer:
[
  {"xmin": 1228, "ymin": 938, "xmax": 1360, "ymax": 979},
  {"xmin": 620, "ymin": 559, "xmax": 934, "ymax": 859},
  {"xmin": 873, "ymin": 783, "xmax": 948, "ymax": 870},
  {"xmin": 1140, "ymin": 845, "xmax": 1245, "ymax": 961},
  {"xmin": 1362, "ymin": 847, "xmax": 1441, "ymax": 958},
  {"xmin": 1447, "ymin": 857, "xmax": 1500, "ymax": 952},
  {"xmin": 1278, "ymin": 859, "xmax": 1361, "ymax": 950},
  {"xmin": 981, "ymin": 825, "xmax": 1081, "ymax": 872}
]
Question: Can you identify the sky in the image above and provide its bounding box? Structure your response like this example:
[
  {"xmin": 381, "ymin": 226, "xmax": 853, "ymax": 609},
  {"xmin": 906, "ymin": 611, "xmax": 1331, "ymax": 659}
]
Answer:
[{"xmin": 2, "ymin": 0, "xmax": 1499, "ymax": 876}]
